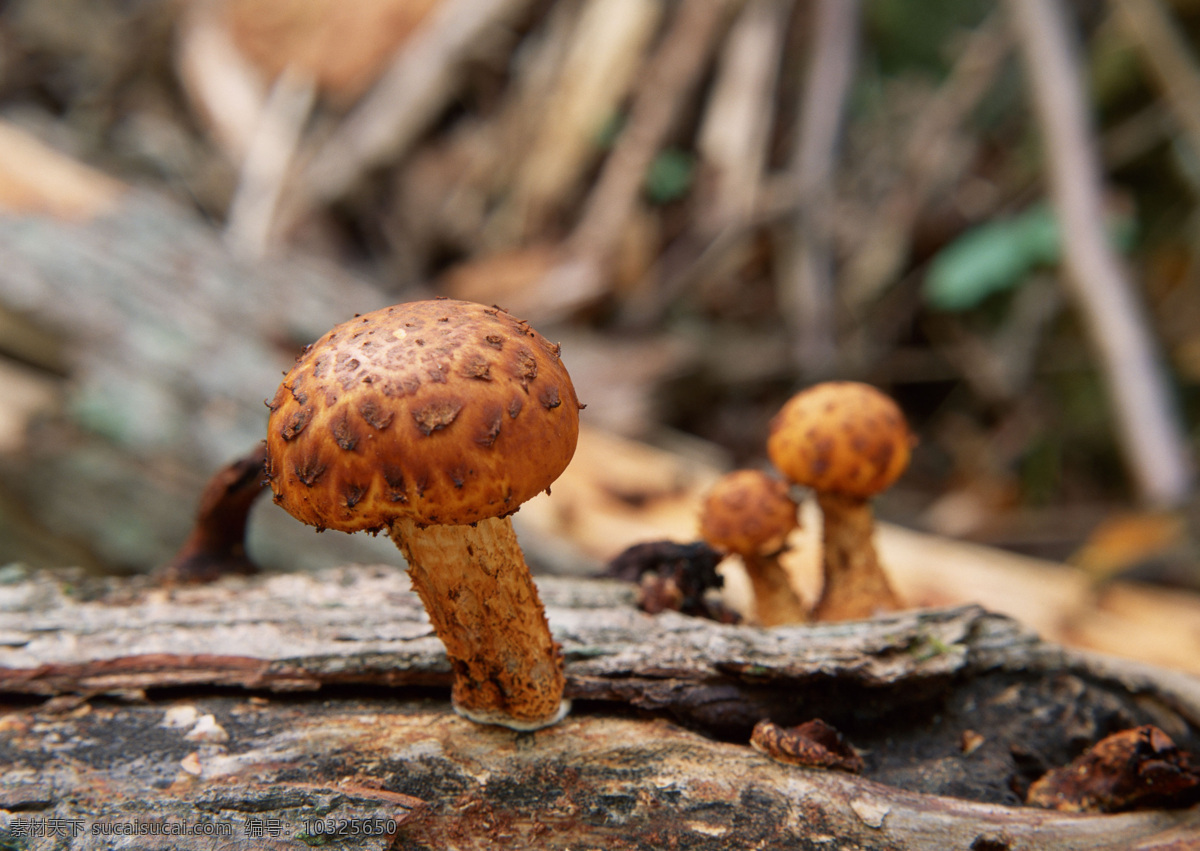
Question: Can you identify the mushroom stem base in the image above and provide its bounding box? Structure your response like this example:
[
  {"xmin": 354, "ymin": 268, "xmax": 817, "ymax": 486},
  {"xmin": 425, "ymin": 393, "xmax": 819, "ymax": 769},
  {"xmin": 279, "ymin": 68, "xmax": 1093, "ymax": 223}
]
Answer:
[
  {"xmin": 391, "ymin": 515, "xmax": 568, "ymax": 730},
  {"xmin": 813, "ymin": 493, "xmax": 901, "ymax": 621},
  {"xmin": 742, "ymin": 554, "xmax": 808, "ymax": 626}
]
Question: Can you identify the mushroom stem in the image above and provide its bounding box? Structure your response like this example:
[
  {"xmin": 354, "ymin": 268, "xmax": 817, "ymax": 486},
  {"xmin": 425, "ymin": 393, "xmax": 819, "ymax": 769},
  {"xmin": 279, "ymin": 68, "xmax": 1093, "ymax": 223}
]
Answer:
[
  {"xmin": 391, "ymin": 515, "xmax": 568, "ymax": 730},
  {"xmin": 813, "ymin": 493, "xmax": 900, "ymax": 621},
  {"xmin": 742, "ymin": 554, "xmax": 808, "ymax": 626}
]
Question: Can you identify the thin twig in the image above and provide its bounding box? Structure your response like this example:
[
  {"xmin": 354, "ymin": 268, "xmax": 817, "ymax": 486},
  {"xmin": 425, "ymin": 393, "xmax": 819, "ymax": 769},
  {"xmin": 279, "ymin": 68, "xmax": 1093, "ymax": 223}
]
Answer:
[
  {"xmin": 617, "ymin": 0, "xmax": 790, "ymax": 328},
  {"xmin": 282, "ymin": 0, "xmax": 534, "ymax": 223},
  {"xmin": 174, "ymin": 1, "xmax": 267, "ymax": 164},
  {"xmin": 501, "ymin": 0, "xmax": 664, "ymax": 242},
  {"xmin": 1112, "ymin": 0, "xmax": 1200, "ymax": 189},
  {"xmin": 529, "ymin": 0, "xmax": 737, "ymax": 321},
  {"xmin": 1007, "ymin": 0, "xmax": 1194, "ymax": 506},
  {"xmin": 841, "ymin": 10, "xmax": 1012, "ymax": 314},
  {"xmin": 775, "ymin": 0, "xmax": 860, "ymax": 378},
  {"xmin": 224, "ymin": 66, "xmax": 315, "ymax": 261},
  {"xmin": 569, "ymin": 0, "xmax": 736, "ymax": 258},
  {"xmin": 695, "ymin": 0, "xmax": 793, "ymax": 234}
]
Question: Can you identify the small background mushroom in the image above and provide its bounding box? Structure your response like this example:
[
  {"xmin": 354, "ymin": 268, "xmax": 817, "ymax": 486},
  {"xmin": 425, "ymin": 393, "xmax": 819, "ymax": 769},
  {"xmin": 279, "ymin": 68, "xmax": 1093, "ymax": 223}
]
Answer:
[
  {"xmin": 767, "ymin": 381, "xmax": 913, "ymax": 622},
  {"xmin": 698, "ymin": 468, "xmax": 807, "ymax": 625}
]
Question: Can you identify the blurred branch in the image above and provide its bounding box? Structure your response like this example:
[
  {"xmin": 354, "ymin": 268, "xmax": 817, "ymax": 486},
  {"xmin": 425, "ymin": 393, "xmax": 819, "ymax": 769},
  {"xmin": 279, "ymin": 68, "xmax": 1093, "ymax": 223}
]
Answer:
[
  {"xmin": 1112, "ymin": 0, "xmax": 1200, "ymax": 184},
  {"xmin": 285, "ymin": 0, "xmax": 535, "ymax": 220},
  {"xmin": 224, "ymin": 66, "xmax": 315, "ymax": 260},
  {"xmin": 501, "ymin": 0, "xmax": 664, "ymax": 241},
  {"xmin": 776, "ymin": 0, "xmax": 861, "ymax": 378},
  {"xmin": 530, "ymin": 0, "xmax": 738, "ymax": 320},
  {"xmin": 174, "ymin": 1, "xmax": 268, "ymax": 165},
  {"xmin": 695, "ymin": 0, "xmax": 792, "ymax": 234},
  {"xmin": 618, "ymin": 0, "xmax": 791, "ymax": 328},
  {"xmin": 1007, "ymin": 0, "xmax": 1194, "ymax": 507},
  {"xmin": 569, "ymin": 0, "xmax": 736, "ymax": 259},
  {"xmin": 841, "ymin": 11, "xmax": 1012, "ymax": 315}
]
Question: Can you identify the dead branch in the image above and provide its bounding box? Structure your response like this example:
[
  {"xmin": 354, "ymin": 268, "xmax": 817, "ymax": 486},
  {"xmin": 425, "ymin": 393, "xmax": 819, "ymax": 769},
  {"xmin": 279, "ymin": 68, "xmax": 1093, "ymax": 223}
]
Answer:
[
  {"xmin": 499, "ymin": 0, "xmax": 664, "ymax": 241},
  {"xmin": 1006, "ymin": 0, "xmax": 1195, "ymax": 507},
  {"xmin": 775, "ymin": 0, "xmax": 861, "ymax": 378},
  {"xmin": 695, "ymin": 0, "xmax": 792, "ymax": 235},
  {"xmin": 521, "ymin": 0, "xmax": 737, "ymax": 322},
  {"xmin": 569, "ymin": 0, "xmax": 735, "ymax": 257},
  {"xmin": 616, "ymin": 0, "xmax": 791, "ymax": 328},
  {"xmin": 223, "ymin": 65, "xmax": 315, "ymax": 260},
  {"xmin": 1112, "ymin": 0, "xmax": 1200, "ymax": 187},
  {"xmin": 289, "ymin": 0, "xmax": 536, "ymax": 217},
  {"xmin": 840, "ymin": 10, "xmax": 1013, "ymax": 315}
]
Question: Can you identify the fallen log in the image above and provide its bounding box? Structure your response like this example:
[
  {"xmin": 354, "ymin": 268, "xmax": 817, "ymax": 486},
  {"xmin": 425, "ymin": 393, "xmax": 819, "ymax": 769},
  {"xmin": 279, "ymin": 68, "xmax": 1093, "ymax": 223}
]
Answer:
[{"xmin": 0, "ymin": 565, "xmax": 1197, "ymax": 849}]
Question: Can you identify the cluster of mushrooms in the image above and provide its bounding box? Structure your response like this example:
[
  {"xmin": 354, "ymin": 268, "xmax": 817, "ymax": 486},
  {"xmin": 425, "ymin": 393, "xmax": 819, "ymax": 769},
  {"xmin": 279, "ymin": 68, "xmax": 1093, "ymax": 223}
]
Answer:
[
  {"xmin": 262, "ymin": 297, "xmax": 913, "ymax": 731},
  {"xmin": 699, "ymin": 381, "xmax": 914, "ymax": 626}
]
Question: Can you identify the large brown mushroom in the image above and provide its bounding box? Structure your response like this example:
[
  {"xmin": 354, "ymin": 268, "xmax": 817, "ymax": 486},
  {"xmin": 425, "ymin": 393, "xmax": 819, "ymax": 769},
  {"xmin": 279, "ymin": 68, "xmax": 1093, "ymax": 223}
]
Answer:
[
  {"xmin": 698, "ymin": 469, "xmax": 807, "ymax": 625},
  {"xmin": 766, "ymin": 381, "xmax": 911, "ymax": 622},
  {"xmin": 264, "ymin": 299, "xmax": 582, "ymax": 730}
]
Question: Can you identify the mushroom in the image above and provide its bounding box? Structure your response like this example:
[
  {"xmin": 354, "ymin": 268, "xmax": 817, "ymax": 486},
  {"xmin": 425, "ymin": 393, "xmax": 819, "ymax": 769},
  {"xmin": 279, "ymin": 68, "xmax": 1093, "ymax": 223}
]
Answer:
[
  {"xmin": 698, "ymin": 469, "xmax": 807, "ymax": 625},
  {"xmin": 264, "ymin": 299, "xmax": 583, "ymax": 730},
  {"xmin": 766, "ymin": 381, "xmax": 911, "ymax": 622}
]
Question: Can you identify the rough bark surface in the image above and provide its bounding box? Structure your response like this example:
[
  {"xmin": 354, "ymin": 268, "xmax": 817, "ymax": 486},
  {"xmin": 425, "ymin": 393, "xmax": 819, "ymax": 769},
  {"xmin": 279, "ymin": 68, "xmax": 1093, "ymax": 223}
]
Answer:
[{"xmin": 1, "ymin": 565, "xmax": 1198, "ymax": 849}]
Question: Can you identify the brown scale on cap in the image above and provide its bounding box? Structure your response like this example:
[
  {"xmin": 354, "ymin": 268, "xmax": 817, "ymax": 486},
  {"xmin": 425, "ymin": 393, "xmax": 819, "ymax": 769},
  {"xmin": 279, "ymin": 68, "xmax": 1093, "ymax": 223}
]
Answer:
[
  {"xmin": 265, "ymin": 299, "xmax": 583, "ymax": 730},
  {"xmin": 767, "ymin": 382, "xmax": 912, "ymax": 622},
  {"xmin": 698, "ymin": 470, "xmax": 807, "ymax": 625}
]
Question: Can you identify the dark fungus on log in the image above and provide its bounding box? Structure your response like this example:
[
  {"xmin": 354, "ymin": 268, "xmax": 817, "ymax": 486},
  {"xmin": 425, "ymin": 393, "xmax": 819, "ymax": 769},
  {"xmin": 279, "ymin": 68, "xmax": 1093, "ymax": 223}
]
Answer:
[
  {"xmin": 751, "ymin": 718, "xmax": 865, "ymax": 773},
  {"xmin": 157, "ymin": 443, "xmax": 268, "ymax": 584},
  {"xmin": 1026, "ymin": 725, "xmax": 1200, "ymax": 813},
  {"xmin": 603, "ymin": 539, "xmax": 736, "ymax": 622}
]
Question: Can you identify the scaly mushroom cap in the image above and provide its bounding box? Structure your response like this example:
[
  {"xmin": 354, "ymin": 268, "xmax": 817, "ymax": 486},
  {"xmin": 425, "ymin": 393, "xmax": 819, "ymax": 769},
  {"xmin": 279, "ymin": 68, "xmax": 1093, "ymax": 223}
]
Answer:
[
  {"xmin": 265, "ymin": 299, "xmax": 581, "ymax": 530},
  {"xmin": 699, "ymin": 470, "xmax": 799, "ymax": 558},
  {"xmin": 767, "ymin": 382, "xmax": 912, "ymax": 499}
]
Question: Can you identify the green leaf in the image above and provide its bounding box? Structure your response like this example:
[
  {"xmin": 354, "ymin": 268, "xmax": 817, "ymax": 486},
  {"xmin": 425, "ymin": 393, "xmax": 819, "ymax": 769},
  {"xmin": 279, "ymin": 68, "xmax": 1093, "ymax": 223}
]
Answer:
[
  {"xmin": 923, "ymin": 205, "xmax": 1056, "ymax": 311},
  {"xmin": 644, "ymin": 148, "xmax": 695, "ymax": 205},
  {"xmin": 922, "ymin": 204, "xmax": 1134, "ymax": 311}
]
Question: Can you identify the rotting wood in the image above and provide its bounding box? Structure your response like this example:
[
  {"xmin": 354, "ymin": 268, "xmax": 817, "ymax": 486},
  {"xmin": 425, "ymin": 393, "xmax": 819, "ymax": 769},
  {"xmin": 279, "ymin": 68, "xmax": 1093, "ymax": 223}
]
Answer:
[
  {"xmin": 1, "ymin": 565, "xmax": 1198, "ymax": 849},
  {"xmin": 3, "ymin": 700, "xmax": 1198, "ymax": 851}
]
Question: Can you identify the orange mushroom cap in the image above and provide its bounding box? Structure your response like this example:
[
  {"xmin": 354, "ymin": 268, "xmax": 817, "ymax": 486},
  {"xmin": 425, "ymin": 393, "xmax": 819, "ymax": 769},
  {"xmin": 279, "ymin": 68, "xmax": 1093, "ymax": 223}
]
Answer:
[
  {"xmin": 767, "ymin": 382, "xmax": 912, "ymax": 499},
  {"xmin": 699, "ymin": 469, "xmax": 799, "ymax": 558},
  {"xmin": 265, "ymin": 299, "xmax": 582, "ymax": 530}
]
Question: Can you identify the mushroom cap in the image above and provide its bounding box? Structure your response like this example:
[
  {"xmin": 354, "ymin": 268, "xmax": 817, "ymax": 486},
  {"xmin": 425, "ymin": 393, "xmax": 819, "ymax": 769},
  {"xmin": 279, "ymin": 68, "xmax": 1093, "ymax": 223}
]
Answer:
[
  {"xmin": 767, "ymin": 382, "xmax": 912, "ymax": 499},
  {"xmin": 699, "ymin": 469, "xmax": 799, "ymax": 557},
  {"xmin": 265, "ymin": 299, "xmax": 581, "ymax": 530}
]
